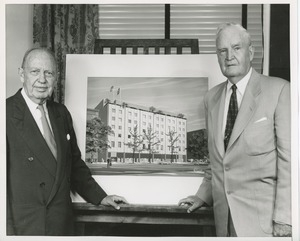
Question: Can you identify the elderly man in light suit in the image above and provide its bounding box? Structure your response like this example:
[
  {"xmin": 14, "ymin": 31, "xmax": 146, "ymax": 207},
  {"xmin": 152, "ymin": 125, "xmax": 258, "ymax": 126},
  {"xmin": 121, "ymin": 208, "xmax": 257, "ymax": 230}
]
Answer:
[{"xmin": 179, "ymin": 23, "xmax": 291, "ymax": 237}]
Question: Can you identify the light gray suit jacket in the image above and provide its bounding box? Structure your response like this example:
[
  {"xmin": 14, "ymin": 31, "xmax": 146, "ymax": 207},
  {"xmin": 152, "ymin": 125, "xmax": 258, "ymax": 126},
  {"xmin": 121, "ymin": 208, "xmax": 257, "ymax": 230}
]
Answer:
[{"xmin": 196, "ymin": 69, "xmax": 291, "ymax": 237}]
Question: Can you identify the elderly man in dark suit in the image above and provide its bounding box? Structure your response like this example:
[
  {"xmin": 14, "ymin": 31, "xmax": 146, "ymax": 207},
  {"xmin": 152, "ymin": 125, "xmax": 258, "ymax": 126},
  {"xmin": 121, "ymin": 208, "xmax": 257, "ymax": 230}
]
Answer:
[
  {"xmin": 179, "ymin": 23, "xmax": 291, "ymax": 237},
  {"xmin": 6, "ymin": 48, "xmax": 128, "ymax": 235}
]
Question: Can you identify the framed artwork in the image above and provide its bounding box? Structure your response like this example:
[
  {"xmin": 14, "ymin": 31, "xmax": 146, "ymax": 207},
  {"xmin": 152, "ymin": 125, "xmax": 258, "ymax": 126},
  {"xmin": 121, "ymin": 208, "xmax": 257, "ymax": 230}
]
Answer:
[{"xmin": 65, "ymin": 54, "xmax": 225, "ymax": 204}]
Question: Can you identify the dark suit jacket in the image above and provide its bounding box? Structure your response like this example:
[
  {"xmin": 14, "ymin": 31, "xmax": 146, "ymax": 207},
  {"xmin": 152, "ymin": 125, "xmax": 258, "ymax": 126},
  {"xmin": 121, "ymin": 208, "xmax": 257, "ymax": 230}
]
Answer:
[{"xmin": 6, "ymin": 90, "xmax": 107, "ymax": 235}]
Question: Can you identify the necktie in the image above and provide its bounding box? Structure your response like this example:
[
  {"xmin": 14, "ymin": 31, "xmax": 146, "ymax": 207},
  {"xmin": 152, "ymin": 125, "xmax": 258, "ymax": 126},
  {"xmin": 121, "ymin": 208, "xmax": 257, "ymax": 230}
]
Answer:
[
  {"xmin": 37, "ymin": 105, "xmax": 57, "ymax": 159},
  {"xmin": 224, "ymin": 84, "xmax": 238, "ymax": 151}
]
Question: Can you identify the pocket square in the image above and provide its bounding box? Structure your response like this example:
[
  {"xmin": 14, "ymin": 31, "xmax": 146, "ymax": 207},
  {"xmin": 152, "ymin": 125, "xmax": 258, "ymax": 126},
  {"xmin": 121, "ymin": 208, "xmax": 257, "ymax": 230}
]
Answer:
[
  {"xmin": 67, "ymin": 134, "xmax": 70, "ymax": 140},
  {"xmin": 254, "ymin": 117, "xmax": 267, "ymax": 123}
]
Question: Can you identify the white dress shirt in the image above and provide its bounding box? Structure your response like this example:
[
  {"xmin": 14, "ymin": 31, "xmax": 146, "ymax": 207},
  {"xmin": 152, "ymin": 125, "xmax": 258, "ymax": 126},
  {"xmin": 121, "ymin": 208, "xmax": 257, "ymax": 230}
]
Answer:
[
  {"xmin": 222, "ymin": 68, "xmax": 252, "ymax": 138},
  {"xmin": 21, "ymin": 89, "xmax": 54, "ymax": 136}
]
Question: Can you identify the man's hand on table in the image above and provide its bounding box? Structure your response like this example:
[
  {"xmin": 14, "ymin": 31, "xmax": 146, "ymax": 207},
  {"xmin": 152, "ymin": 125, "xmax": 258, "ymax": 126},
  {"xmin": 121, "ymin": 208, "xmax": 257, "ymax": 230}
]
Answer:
[
  {"xmin": 178, "ymin": 195, "xmax": 205, "ymax": 213},
  {"xmin": 101, "ymin": 195, "xmax": 128, "ymax": 210}
]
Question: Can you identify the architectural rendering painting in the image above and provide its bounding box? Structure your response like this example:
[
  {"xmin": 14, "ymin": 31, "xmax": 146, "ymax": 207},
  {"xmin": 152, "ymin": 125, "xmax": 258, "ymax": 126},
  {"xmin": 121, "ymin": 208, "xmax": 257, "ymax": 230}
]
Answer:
[{"xmin": 85, "ymin": 77, "xmax": 209, "ymax": 176}]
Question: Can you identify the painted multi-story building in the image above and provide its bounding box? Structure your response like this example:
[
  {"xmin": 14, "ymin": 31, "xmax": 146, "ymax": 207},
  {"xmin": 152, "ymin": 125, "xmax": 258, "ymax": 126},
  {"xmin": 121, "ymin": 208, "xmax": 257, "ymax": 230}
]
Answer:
[{"xmin": 87, "ymin": 99, "xmax": 187, "ymax": 163}]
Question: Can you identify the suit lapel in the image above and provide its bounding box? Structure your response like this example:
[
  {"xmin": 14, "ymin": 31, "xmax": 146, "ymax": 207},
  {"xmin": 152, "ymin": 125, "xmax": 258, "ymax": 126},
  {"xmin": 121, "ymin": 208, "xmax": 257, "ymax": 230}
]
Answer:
[
  {"xmin": 46, "ymin": 102, "xmax": 68, "ymax": 205},
  {"xmin": 210, "ymin": 82, "xmax": 227, "ymax": 157},
  {"xmin": 226, "ymin": 70, "xmax": 261, "ymax": 150},
  {"xmin": 11, "ymin": 92, "xmax": 57, "ymax": 177}
]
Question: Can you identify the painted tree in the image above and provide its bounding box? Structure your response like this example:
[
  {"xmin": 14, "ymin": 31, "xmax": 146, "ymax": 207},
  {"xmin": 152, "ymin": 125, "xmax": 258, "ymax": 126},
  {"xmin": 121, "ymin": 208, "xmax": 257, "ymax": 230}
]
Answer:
[
  {"xmin": 142, "ymin": 125, "xmax": 160, "ymax": 163},
  {"xmin": 149, "ymin": 106, "xmax": 156, "ymax": 112},
  {"xmin": 186, "ymin": 129, "xmax": 209, "ymax": 162},
  {"xmin": 86, "ymin": 117, "xmax": 114, "ymax": 163},
  {"xmin": 124, "ymin": 125, "xmax": 143, "ymax": 163},
  {"xmin": 166, "ymin": 129, "xmax": 179, "ymax": 163}
]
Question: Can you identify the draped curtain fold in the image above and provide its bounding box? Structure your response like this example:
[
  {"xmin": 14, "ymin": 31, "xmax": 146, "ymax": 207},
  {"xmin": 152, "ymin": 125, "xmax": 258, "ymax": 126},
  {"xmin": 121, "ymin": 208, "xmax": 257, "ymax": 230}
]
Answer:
[{"xmin": 33, "ymin": 4, "xmax": 99, "ymax": 103}]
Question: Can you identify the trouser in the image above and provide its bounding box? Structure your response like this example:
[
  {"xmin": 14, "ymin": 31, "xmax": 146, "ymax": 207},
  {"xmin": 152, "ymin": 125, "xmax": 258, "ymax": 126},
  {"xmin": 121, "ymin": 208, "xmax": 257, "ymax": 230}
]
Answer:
[{"xmin": 227, "ymin": 209, "xmax": 237, "ymax": 237}]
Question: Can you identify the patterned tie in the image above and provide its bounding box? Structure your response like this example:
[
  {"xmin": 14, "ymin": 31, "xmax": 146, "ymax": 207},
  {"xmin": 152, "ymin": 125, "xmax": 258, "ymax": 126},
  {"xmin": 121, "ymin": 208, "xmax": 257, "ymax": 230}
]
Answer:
[
  {"xmin": 37, "ymin": 105, "xmax": 57, "ymax": 160},
  {"xmin": 224, "ymin": 84, "xmax": 238, "ymax": 151}
]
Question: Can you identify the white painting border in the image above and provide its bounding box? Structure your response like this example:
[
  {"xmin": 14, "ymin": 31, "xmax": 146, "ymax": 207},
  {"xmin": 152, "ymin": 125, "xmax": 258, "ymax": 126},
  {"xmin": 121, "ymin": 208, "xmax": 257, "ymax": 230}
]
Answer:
[{"xmin": 65, "ymin": 55, "xmax": 224, "ymax": 206}]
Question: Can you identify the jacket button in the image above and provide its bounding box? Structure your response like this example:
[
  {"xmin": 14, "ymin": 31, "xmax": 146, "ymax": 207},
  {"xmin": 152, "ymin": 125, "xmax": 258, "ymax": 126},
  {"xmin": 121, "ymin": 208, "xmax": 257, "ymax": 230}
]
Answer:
[
  {"xmin": 227, "ymin": 190, "xmax": 231, "ymax": 195},
  {"xmin": 225, "ymin": 167, "xmax": 230, "ymax": 171},
  {"xmin": 28, "ymin": 157, "xmax": 34, "ymax": 162},
  {"xmin": 40, "ymin": 182, "xmax": 45, "ymax": 188}
]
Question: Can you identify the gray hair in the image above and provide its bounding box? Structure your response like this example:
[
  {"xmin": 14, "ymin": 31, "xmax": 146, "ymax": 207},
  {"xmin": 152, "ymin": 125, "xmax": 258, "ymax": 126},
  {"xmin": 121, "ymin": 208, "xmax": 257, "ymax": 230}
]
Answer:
[
  {"xmin": 216, "ymin": 22, "xmax": 252, "ymax": 46},
  {"xmin": 21, "ymin": 47, "xmax": 57, "ymax": 68}
]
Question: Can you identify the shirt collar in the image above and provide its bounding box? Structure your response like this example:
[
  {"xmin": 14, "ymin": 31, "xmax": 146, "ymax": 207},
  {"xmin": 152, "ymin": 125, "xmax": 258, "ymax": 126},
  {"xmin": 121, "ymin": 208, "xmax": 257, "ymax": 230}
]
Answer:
[
  {"xmin": 226, "ymin": 67, "xmax": 252, "ymax": 96},
  {"xmin": 21, "ymin": 88, "xmax": 47, "ymax": 113}
]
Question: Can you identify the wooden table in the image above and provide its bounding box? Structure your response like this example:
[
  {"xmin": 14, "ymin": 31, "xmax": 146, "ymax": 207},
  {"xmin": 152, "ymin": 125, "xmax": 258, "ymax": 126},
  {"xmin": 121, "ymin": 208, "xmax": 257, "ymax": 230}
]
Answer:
[{"xmin": 73, "ymin": 203, "xmax": 215, "ymax": 236}]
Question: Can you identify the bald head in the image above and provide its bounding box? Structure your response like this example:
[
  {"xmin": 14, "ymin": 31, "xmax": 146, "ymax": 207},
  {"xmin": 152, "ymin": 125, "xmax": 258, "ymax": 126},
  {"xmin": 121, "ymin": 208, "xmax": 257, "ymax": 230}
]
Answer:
[{"xmin": 21, "ymin": 48, "xmax": 57, "ymax": 70}]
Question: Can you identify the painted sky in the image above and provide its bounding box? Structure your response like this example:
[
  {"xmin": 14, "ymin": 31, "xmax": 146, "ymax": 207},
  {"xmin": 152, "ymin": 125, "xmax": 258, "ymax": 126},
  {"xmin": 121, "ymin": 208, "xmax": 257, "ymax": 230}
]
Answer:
[{"xmin": 87, "ymin": 77, "xmax": 208, "ymax": 132}]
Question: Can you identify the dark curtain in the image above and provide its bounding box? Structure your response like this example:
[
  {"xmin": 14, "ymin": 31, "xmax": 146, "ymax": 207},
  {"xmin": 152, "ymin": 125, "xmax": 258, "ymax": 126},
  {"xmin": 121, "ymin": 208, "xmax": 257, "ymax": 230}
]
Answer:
[{"xmin": 33, "ymin": 4, "xmax": 99, "ymax": 103}]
